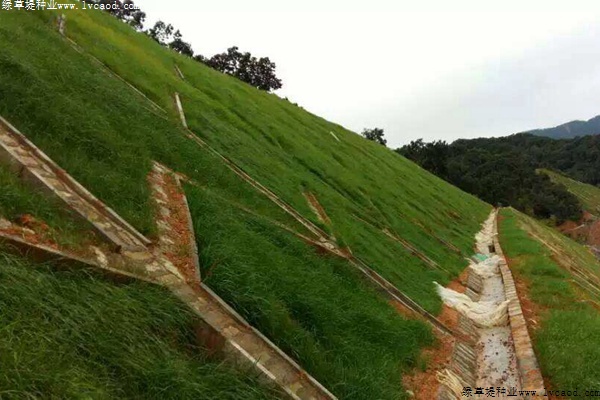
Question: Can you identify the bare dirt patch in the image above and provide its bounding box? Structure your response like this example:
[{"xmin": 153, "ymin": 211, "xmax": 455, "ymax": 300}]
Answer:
[
  {"xmin": 148, "ymin": 165, "xmax": 200, "ymax": 288},
  {"xmin": 588, "ymin": 220, "xmax": 600, "ymax": 247},
  {"xmin": 558, "ymin": 211, "xmax": 600, "ymax": 248},
  {"xmin": 303, "ymin": 191, "xmax": 332, "ymax": 225},
  {"xmin": 402, "ymin": 273, "xmax": 465, "ymax": 399},
  {"xmin": 403, "ymin": 333, "xmax": 455, "ymax": 400},
  {"xmin": 0, "ymin": 215, "xmax": 59, "ymax": 249}
]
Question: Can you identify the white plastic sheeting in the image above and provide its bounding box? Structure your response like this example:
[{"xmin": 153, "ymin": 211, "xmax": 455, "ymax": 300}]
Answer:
[
  {"xmin": 435, "ymin": 282, "xmax": 509, "ymax": 328},
  {"xmin": 437, "ymin": 211, "xmax": 521, "ymax": 393},
  {"xmin": 469, "ymin": 255, "xmax": 501, "ymax": 279},
  {"xmin": 475, "ymin": 213, "xmax": 496, "ymax": 255}
]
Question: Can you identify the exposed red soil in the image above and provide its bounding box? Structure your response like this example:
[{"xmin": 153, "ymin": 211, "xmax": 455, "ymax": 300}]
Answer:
[
  {"xmin": 389, "ymin": 299, "xmax": 419, "ymax": 320},
  {"xmin": 558, "ymin": 219, "xmax": 580, "ymax": 232},
  {"xmin": 148, "ymin": 168, "xmax": 200, "ymax": 288},
  {"xmin": 1, "ymin": 214, "xmax": 59, "ymax": 250},
  {"xmin": 583, "ymin": 210, "xmax": 595, "ymax": 222},
  {"xmin": 303, "ymin": 191, "xmax": 332, "ymax": 225},
  {"xmin": 0, "ymin": 214, "xmax": 103, "ymax": 261},
  {"xmin": 558, "ymin": 219, "xmax": 589, "ymax": 242},
  {"xmin": 588, "ymin": 220, "xmax": 600, "ymax": 246},
  {"xmin": 338, "ymin": 246, "xmax": 353, "ymax": 258},
  {"xmin": 403, "ymin": 332, "xmax": 455, "ymax": 400},
  {"xmin": 558, "ymin": 211, "xmax": 600, "ymax": 248},
  {"xmin": 402, "ymin": 272, "xmax": 466, "ymax": 399}
]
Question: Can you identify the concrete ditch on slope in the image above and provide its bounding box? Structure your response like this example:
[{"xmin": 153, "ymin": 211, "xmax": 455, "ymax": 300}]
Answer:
[
  {"xmin": 0, "ymin": 114, "xmax": 336, "ymax": 400},
  {"xmin": 437, "ymin": 210, "xmax": 545, "ymax": 399},
  {"xmin": 492, "ymin": 212, "xmax": 545, "ymax": 396},
  {"xmin": 179, "ymin": 123, "xmax": 454, "ymax": 335},
  {"xmin": 0, "ymin": 116, "xmax": 151, "ymax": 253},
  {"xmin": 0, "ymin": 223, "xmax": 336, "ymax": 400},
  {"xmin": 63, "ymin": 35, "xmax": 167, "ymax": 118}
]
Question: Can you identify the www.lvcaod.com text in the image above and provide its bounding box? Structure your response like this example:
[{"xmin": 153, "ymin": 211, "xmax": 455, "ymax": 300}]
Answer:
[
  {"xmin": 1, "ymin": 1, "xmax": 140, "ymax": 11},
  {"xmin": 462, "ymin": 387, "xmax": 600, "ymax": 398}
]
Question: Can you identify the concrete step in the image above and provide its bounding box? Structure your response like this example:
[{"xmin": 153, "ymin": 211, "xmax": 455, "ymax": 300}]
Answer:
[
  {"xmin": 146, "ymin": 161, "xmax": 334, "ymax": 399},
  {"xmin": 173, "ymin": 283, "xmax": 337, "ymax": 400},
  {"xmin": 0, "ymin": 116, "xmax": 150, "ymax": 252}
]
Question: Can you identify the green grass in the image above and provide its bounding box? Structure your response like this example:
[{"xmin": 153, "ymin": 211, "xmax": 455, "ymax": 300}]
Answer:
[
  {"xmin": 0, "ymin": 252, "xmax": 280, "ymax": 399},
  {"xmin": 0, "ymin": 164, "xmax": 93, "ymax": 248},
  {"xmin": 188, "ymin": 185, "xmax": 433, "ymax": 399},
  {"xmin": 0, "ymin": 9, "xmax": 493, "ymax": 398},
  {"xmin": 541, "ymin": 168, "xmax": 600, "ymax": 215},
  {"xmin": 499, "ymin": 208, "xmax": 600, "ymax": 395},
  {"xmin": 59, "ymin": 7, "xmax": 491, "ymax": 312}
]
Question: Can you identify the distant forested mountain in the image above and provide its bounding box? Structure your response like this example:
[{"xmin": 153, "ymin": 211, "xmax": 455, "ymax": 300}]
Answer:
[
  {"xmin": 398, "ymin": 133, "xmax": 600, "ymax": 222},
  {"xmin": 525, "ymin": 115, "xmax": 600, "ymax": 139}
]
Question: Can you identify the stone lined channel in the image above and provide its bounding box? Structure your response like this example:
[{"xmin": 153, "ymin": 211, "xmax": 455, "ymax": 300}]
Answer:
[
  {"xmin": 0, "ymin": 116, "xmax": 150, "ymax": 252},
  {"xmin": 473, "ymin": 213, "xmax": 520, "ymax": 390},
  {"xmin": 437, "ymin": 210, "xmax": 532, "ymax": 399}
]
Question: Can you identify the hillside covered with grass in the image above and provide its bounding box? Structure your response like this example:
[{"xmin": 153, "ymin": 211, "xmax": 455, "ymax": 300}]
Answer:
[
  {"xmin": 0, "ymin": 254, "xmax": 280, "ymax": 399},
  {"xmin": 541, "ymin": 169, "xmax": 600, "ymax": 215},
  {"xmin": 0, "ymin": 8, "xmax": 492, "ymax": 399},
  {"xmin": 499, "ymin": 208, "xmax": 600, "ymax": 392}
]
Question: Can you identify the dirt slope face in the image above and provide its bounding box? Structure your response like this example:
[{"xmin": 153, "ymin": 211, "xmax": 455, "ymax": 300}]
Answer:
[{"xmin": 542, "ymin": 169, "xmax": 600, "ymax": 257}]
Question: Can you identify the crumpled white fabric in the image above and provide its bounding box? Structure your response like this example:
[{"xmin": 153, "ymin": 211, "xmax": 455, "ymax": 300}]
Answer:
[
  {"xmin": 469, "ymin": 255, "xmax": 501, "ymax": 278},
  {"xmin": 434, "ymin": 282, "xmax": 509, "ymax": 328}
]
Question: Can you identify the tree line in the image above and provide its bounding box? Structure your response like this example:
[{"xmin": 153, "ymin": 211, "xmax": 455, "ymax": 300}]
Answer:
[
  {"xmin": 359, "ymin": 125, "xmax": 598, "ymax": 223},
  {"xmin": 90, "ymin": 0, "xmax": 282, "ymax": 91},
  {"xmin": 397, "ymin": 136, "xmax": 591, "ymax": 223}
]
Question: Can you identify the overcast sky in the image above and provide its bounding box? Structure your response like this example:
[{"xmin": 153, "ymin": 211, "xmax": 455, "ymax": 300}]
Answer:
[{"xmin": 138, "ymin": 0, "xmax": 600, "ymax": 147}]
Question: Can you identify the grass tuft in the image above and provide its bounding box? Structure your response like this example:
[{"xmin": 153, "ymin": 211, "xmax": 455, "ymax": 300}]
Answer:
[{"xmin": 0, "ymin": 252, "xmax": 281, "ymax": 399}]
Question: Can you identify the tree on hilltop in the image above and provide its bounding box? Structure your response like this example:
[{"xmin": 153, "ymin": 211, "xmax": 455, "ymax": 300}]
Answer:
[
  {"xmin": 361, "ymin": 128, "xmax": 387, "ymax": 146},
  {"xmin": 92, "ymin": 0, "xmax": 146, "ymax": 30},
  {"xmin": 168, "ymin": 30, "xmax": 194, "ymax": 57},
  {"xmin": 146, "ymin": 21, "xmax": 174, "ymax": 45},
  {"xmin": 146, "ymin": 22, "xmax": 194, "ymax": 57},
  {"xmin": 205, "ymin": 46, "xmax": 282, "ymax": 92},
  {"xmin": 398, "ymin": 138, "xmax": 449, "ymax": 177}
]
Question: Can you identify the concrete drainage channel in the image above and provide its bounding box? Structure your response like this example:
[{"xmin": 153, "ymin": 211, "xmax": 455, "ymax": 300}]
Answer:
[
  {"xmin": 0, "ymin": 104, "xmax": 453, "ymax": 396},
  {"xmin": 0, "ymin": 115, "xmax": 336, "ymax": 400},
  {"xmin": 299, "ymin": 191, "xmax": 454, "ymax": 335},
  {"xmin": 437, "ymin": 210, "xmax": 545, "ymax": 399},
  {"xmin": 0, "ymin": 117, "xmax": 151, "ymax": 253},
  {"xmin": 8, "ymin": 26, "xmax": 543, "ymax": 397},
  {"xmin": 63, "ymin": 34, "xmax": 167, "ymax": 119},
  {"xmin": 10, "ymin": 31, "xmax": 544, "ymax": 395}
]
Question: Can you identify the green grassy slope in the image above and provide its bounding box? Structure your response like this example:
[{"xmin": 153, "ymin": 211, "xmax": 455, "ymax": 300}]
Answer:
[
  {"xmin": 541, "ymin": 168, "xmax": 600, "ymax": 215},
  {"xmin": 499, "ymin": 208, "xmax": 600, "ymax": 394},
  {"xmin": 187, "ymin": 185, "xmax": 433, "ymax": 398},
  {"xmin": 0, "ymin": 164, "xmax": 93, "ymax": 247},
  {"xmin": 0, "ymin": 253, "xmax": 280, "ymax": 399},
  {"xmin": 0, "ymin": 9, "xmax": 491, "ymax": 399},
  {"xmin": 60, "ymin": 8, "xmax": 490, "ymax": 311}
]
